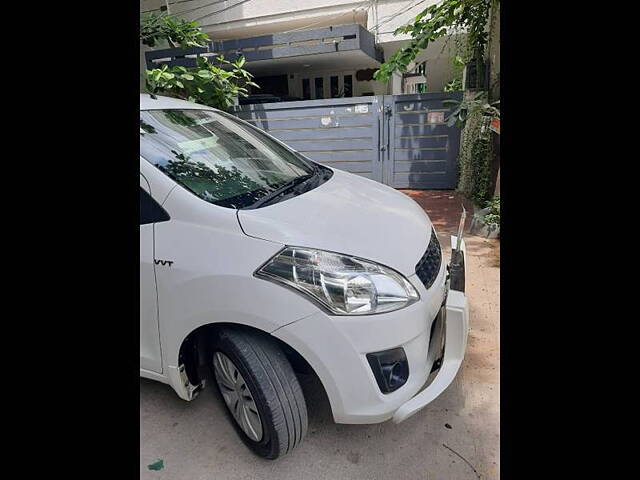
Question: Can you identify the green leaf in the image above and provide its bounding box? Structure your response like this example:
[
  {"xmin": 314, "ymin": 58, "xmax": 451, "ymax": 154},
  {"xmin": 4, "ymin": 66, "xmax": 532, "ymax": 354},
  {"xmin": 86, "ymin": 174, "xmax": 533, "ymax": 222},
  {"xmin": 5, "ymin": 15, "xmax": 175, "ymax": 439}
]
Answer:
[{"xmin": 147, "ymin": 460, "xmax": 164, "ymax": 471}]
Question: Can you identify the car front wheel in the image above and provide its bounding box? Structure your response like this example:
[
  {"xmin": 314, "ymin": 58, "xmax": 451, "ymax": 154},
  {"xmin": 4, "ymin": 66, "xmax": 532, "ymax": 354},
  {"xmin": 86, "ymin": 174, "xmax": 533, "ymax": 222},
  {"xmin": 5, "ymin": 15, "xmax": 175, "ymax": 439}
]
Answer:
[{"xmin": 212, "ymin": 328, "xmax": 308, "ymax": 459}]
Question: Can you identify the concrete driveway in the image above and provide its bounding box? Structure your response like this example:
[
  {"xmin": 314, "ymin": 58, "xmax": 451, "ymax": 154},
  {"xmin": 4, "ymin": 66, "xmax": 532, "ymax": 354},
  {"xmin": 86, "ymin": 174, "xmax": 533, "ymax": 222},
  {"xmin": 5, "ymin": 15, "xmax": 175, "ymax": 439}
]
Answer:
[{"xmin": 140, "ymin": 191, "xmax": 500, "ymax": 480}]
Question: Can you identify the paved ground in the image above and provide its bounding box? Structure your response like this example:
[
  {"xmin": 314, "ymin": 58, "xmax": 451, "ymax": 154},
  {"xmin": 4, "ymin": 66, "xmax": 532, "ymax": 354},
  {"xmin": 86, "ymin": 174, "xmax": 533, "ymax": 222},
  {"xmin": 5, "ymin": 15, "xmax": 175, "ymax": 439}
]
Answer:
[{"xmin": 141, "ymin": 190, "xmax": 500, "ymax": 480}]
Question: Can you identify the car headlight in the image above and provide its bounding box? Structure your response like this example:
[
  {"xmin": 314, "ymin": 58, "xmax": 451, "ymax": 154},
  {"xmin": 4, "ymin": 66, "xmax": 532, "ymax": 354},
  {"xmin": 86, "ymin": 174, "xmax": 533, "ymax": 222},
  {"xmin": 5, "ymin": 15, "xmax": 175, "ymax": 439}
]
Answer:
[{"xmin": 255, "ymin": 247, "xmax": 419, "ymax": 315}]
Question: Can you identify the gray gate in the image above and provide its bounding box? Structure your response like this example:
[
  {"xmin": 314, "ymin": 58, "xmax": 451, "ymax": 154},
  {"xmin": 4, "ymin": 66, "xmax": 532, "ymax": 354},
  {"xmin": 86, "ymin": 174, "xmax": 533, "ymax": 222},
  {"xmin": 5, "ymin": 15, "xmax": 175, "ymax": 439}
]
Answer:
[
  {"xmin": 382, "ymin": 93, "xmax": 462, "ymax": 189},
  {"xmin": 232, "ymin": 96, "xmax": 383, "ymax": 182},
  {"xmin": 231, "ymin": 92, "xmax": 462, "ymax": 189}
]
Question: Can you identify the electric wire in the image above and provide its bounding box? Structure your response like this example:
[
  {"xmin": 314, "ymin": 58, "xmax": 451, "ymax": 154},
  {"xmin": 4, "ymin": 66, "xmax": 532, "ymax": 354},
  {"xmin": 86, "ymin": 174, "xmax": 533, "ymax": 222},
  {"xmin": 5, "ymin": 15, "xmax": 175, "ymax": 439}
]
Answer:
[
  {"xmin": 168, "ymin": 0, "xmax": 229, "ymax": 17},
  {"xmin": 369, "ymin": 0, "xmax": 430, "ymax": 31},
  {"xmin": 280, "ymin": 0, "xmax": 374, "ymax": 34},
  {"xmin": 192, "ymin": 0, "xmax": 255, "ymax": 23}
]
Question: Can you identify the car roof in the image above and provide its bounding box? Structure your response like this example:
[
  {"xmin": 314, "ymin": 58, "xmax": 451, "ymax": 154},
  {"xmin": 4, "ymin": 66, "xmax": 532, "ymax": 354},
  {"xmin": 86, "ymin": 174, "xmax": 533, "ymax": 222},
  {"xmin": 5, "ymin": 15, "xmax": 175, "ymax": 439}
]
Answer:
[{"xmin": 140, "ymin": 93, "xmax": 216, "ymax": 111}]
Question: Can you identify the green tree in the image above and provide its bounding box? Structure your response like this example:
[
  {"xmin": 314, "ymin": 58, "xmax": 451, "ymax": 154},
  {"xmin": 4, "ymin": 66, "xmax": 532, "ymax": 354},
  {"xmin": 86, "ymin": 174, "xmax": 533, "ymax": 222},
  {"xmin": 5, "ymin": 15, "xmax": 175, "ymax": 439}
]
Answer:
[
  {"xmin": 141, "ymin": 12, "xmax": 259, "ymax": 111},
  {"xmin": 373, "ymin": 0, "xmax": 492, "ymax": 82},
  {"xmin": 145, "ymin": 55, "xmax": 258, "ymax": 111},
  {"xmin": 140, "ymin": 12, "xmax": 210, "ymax": 49},
  {"xmin": 158, "ymin": 152, "xmax": 268, "ymax": 207}
]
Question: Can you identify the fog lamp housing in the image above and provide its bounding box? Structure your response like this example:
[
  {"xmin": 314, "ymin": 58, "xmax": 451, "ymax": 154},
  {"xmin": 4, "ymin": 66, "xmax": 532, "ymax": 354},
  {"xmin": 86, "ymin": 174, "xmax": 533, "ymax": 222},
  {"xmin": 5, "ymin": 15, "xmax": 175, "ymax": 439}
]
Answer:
[{"xmin": 366, "ymin": 347, "xmax": 409, "ymax": 394}]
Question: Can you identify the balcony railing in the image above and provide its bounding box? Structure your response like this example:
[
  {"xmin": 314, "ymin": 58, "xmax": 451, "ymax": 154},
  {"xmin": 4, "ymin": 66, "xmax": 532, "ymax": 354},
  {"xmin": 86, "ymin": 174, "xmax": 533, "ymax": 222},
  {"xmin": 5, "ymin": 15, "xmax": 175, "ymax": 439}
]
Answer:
[{"xmin": 145, "ymin": 24, "xmax": 383, "ymax": 69}]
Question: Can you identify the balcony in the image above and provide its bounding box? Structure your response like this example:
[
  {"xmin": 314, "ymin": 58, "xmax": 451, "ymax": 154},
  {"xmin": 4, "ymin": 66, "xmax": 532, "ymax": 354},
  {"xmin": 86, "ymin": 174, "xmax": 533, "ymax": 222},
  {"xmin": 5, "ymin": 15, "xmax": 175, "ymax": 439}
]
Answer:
[{"xmin": 145, "ymin": 24, "xmax": 384, "ymax": 76}]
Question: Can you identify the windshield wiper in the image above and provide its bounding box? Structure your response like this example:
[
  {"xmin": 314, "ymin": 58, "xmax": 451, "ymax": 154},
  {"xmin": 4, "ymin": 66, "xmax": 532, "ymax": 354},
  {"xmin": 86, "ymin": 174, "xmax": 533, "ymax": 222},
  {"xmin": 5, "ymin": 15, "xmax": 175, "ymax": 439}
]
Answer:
[{"xmin": 246, "ymin": 173, "xmax": 314, "ymax": 209}]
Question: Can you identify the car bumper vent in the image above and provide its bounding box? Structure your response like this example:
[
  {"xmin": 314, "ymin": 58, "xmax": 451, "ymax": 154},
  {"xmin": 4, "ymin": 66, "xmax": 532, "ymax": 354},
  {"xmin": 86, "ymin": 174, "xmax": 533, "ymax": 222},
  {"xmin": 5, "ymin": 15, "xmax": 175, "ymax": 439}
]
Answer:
[{"xmin": 415, "ymin": 228, "xmax": 442, "ymax": 290}]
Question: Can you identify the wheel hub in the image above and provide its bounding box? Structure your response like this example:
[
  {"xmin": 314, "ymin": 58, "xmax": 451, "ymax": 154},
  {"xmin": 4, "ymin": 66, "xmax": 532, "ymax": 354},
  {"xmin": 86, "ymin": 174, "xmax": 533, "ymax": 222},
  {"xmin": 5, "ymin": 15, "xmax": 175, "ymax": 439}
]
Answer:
[{"xmin": 213, "ymin": 352, "xmax": 263, "ymax": 442}]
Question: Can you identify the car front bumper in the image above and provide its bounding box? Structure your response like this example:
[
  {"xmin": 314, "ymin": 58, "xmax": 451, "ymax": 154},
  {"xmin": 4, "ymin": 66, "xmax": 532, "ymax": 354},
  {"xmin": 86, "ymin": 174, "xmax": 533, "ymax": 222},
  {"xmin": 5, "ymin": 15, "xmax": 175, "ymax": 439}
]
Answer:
[
  {"xmin": 392, "ymin": 285, "xmax": 468, "ymax": 422},
  {"xmin": 273, "ymin": 235, "xmax": 470, "ymax": 424}
]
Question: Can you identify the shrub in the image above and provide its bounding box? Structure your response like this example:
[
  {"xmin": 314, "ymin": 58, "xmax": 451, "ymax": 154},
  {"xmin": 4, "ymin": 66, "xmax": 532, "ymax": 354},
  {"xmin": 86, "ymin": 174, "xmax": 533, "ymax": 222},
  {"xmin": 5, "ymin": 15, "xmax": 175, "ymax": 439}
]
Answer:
[
  {"xmin": 445, "ymin": 91, "xmax": 498, "ymax": 204},
  {"xmin": 481, "ymin": 195, "xmax": 500, "ymax": 228},
  {"xmin": 457, "ymin": 110, "xmax": 492, "ymax": 204},
  {"xmin": 146, "ymin": 55, "xmax": 258, "ymax": 111}
]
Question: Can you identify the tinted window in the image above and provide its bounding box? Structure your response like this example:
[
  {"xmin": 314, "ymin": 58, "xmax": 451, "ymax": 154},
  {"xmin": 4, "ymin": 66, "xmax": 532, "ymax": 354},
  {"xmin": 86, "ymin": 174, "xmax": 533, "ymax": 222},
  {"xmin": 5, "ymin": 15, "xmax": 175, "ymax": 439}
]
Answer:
[
  {"xmin": 140, "ymin": 188, "xmax": 170, "ymax": 225},
  {"xmin": 140, "ymin": 109, "xmax": 325, "ymax": 209}
]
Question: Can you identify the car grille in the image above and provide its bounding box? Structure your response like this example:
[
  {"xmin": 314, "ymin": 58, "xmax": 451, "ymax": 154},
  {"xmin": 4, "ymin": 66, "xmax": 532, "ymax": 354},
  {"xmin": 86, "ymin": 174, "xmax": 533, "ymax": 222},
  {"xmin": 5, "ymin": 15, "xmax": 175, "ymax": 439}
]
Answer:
[{"xmin": 415, "ymin": 229, "xmax": 442, "ymax": 290}]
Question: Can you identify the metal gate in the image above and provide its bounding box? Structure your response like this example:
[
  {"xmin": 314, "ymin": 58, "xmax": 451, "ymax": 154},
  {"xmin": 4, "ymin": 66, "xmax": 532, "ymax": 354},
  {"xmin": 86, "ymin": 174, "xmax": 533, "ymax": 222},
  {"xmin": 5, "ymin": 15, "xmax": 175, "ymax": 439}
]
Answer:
[
  {"xmin": 382, "ymin": 93, "xmax": 462, "ymax": 189},
  {"xmin": 231, "ymin": 92, "xmax": 462, "ymax": 189},
  {"xmin": 232, "ymin": 96, "xmax": 383, "ymax": 182}
]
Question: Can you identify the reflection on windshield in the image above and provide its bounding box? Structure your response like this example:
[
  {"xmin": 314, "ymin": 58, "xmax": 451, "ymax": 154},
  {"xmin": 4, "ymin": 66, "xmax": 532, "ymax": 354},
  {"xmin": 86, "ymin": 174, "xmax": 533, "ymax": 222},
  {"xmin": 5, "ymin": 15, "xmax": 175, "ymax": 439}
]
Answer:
[
  {"xmin": 139, "ymin": 109, "xmax": 331, "ymax": 209},
  {"xmin": 160, "ymin": 150, "xmax": 269, "ymax": 207},
  {"xmin": 139, "ymin": 118, "xmax": 156, "ymax": 135}
]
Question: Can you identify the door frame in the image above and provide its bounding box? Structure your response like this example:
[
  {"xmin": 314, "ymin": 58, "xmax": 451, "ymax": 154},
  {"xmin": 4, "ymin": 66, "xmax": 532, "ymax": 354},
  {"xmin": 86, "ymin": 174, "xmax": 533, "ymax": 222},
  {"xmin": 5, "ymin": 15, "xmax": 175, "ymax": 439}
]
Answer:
[{"xmin": 140, "ymin": 173, "xmax": 163, "ymax": 373}]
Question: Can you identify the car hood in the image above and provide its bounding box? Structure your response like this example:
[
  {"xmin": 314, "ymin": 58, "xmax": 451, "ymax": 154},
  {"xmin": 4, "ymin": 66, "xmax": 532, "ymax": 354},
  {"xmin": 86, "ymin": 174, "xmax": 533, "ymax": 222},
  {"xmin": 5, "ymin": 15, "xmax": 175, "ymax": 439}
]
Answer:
[{"xmin": 237, "ymin": 169, "xmax": 432, "ymax": 276}]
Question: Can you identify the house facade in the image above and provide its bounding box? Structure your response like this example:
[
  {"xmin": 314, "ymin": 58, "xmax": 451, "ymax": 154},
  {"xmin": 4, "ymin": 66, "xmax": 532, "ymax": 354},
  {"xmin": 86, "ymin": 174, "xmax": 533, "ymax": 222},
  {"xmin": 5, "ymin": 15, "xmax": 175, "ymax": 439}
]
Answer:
[{"xmin": 140, "ymin": 0, "xmax": 459, "ymax": 98}]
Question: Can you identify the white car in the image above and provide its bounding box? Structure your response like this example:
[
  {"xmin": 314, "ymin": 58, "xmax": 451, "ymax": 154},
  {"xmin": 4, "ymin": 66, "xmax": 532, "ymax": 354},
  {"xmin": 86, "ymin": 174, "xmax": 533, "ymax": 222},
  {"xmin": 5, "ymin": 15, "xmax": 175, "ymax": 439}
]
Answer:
[{"xmin": 139, "ymin": 94, "xmax": 469, "ymax": 459}]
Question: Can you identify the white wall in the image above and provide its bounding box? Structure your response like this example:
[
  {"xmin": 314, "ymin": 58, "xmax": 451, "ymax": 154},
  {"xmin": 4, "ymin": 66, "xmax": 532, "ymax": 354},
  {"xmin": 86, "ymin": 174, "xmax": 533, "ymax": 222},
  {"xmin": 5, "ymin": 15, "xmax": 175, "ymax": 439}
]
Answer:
[
  {"xmin": 143, "ymin": 0, "xmax": 440, "ymax": 43},
  {"xmin": 156, "ymin": 0, "xmax": 370, "ymax": 39},
  {"xmin": 140, "ymin": 0, "xmax": 166, "ymax": 15}
]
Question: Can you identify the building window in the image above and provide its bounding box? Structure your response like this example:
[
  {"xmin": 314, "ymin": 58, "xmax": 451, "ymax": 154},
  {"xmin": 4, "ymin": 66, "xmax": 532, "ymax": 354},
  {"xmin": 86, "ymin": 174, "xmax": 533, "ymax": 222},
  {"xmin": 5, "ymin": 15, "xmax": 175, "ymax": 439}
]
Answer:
[
  {"xmin": 302, "ymin": 78, "xmax": 310, "ymax": 100},
  {"xmin": 343, "ymin": 75, "xmax": 353, "ymax": 97},
  {"xmin": 415, "ymin": 62, "xmax": 427, "ymax": 93},
  {"xmin": 330, "ymin": 76, "xmax": 339, "ymax": 98},
  {"xmin": 314, "ymin": 77, "xmax": 324, "ymax": 99}
]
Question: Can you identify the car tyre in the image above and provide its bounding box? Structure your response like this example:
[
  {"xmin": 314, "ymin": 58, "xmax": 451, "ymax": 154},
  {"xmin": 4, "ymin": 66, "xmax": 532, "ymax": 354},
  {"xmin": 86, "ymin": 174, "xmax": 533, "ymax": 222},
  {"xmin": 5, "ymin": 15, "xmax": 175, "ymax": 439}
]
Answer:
[{"xmin": 212, "ymin": 328, "xmax": 308, "ymax": 459}]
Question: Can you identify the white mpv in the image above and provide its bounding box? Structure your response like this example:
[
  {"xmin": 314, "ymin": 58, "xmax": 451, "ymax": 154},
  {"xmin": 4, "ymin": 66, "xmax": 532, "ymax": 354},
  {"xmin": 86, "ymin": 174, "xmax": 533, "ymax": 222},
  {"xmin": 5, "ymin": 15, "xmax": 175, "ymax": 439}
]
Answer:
[{"xmin": 140, "ymin": 94, "xmax": 469, "ymax": 459}]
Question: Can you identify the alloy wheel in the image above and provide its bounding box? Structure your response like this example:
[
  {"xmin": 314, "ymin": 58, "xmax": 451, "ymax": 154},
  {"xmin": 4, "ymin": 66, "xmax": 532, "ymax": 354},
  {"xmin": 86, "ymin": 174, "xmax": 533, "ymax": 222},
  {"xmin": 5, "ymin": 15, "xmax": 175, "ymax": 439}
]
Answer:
[{"xmin": 213, "ymin": 351, "xmax": 263, "ymax": 442}]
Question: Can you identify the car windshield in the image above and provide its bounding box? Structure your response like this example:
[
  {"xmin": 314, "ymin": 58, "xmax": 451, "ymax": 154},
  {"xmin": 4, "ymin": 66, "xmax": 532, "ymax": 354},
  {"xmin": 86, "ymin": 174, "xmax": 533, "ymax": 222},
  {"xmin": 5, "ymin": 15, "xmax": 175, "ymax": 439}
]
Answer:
[{"xmin": 140, "ymin": 108, "xmax": 328, "ymax": 209}]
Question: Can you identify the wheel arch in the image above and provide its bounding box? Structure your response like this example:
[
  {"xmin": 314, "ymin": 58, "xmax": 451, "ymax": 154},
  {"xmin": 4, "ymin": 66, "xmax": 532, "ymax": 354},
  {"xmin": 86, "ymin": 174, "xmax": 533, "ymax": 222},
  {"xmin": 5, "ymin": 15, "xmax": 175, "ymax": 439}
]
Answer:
[{"xmin": 176, "ymin": 322, "xmax": 331, "ymax": 410}]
